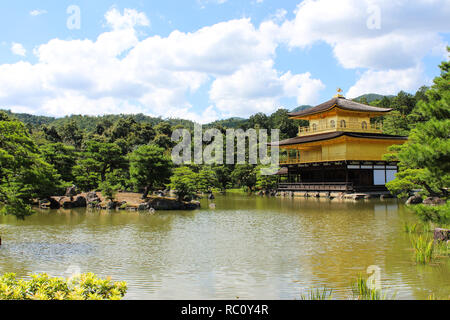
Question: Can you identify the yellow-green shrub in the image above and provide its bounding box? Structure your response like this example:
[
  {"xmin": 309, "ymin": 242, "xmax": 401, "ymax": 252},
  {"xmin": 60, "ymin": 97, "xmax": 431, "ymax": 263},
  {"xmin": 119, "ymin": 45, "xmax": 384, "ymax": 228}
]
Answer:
[{"xmin": 0, "ymin": 273, "xmax": 127, "ymax": 300}]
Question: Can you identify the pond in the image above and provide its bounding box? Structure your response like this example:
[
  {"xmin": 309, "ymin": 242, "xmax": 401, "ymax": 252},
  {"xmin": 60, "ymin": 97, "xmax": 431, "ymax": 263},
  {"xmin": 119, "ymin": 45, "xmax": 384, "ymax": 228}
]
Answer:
[{"xmin": 0, "ymin": 194, "xmax": 449, "ymax": 299}]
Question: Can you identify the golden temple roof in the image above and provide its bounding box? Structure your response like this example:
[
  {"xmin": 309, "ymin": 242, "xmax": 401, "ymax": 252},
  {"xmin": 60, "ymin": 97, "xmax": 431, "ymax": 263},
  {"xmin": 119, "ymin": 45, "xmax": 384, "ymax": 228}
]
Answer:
[{"xmin": 288, "ymin": 97, "xmax": 392, "ymax": 118}]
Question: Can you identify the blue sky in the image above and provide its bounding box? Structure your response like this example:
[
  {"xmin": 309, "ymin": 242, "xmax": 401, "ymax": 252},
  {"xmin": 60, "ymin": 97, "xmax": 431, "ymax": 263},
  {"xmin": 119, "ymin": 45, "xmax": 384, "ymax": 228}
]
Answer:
[{"xmin": 0, "ymin": 0, "xmax": 449, "ymax": 122}]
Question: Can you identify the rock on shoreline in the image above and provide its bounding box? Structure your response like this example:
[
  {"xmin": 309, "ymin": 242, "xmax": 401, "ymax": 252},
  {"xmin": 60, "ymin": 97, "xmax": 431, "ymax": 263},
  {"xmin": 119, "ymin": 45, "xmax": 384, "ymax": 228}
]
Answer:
[
  {"xmin": 434, "ymin": 228, "xmax": 450, "ymax": 242},
  {"xmin": 40, "ymin": 192, "xmax": 201, "ymax": 211}
]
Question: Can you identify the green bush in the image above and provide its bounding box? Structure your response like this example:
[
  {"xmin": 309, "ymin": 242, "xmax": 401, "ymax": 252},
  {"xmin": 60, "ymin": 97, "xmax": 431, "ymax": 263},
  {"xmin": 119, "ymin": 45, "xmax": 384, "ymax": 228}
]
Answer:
[
  {"xmin": 409, "ymin": 202, "xmax": 450, "ymax": 226},
  {"xmin": 0, "ymin": 272, "xmax": 127, "ymax": 300}
]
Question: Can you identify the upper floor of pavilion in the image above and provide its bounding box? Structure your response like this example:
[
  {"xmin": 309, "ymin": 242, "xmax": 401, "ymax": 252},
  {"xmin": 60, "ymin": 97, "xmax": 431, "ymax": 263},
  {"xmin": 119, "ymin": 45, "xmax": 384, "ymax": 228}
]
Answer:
[{"xmin": 288, "ymin": 93, "xmax": 392, "ymax": 137}]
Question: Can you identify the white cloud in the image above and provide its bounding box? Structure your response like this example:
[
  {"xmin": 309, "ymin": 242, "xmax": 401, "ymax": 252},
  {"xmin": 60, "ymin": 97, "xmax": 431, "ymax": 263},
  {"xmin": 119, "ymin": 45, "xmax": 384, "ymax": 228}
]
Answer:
[
  {"xmin": 30, "ymin": 9, "xmax": 47, "ymax": 16},
  {"xmin": 282, "ymin": 0, "xmax": 449, "ymax": 69},
  {"xmin": 198, "ymin": 0, "xmax": 228, "ymax": 6},
  {"xmin": 0, "ymin": 2, "xmax": 448, "ymax": 122},
  {"xmin": 280, "ymin": 0, "xmax": 450, "ymax": 96},
  {"xmin": 104, "ymin": 8, "xmax": 150, "ymax": 30},
  {"xmin": 0, "ymin": 9, "xmax": 300, "ymax": 121},
  {"xmin": 271, "ymin": 9, "xmax": 287, "ymax": 23},
  {"xmin": 127, "ymin": 19, "xmax": 278, "ymax": 76},
  {"xmin": 210, "ymin": 61, "xmax": 324, "ymax": 117},
  {"xmin": 346, "ymin": 66, "xmax": 425, "ymax": 99},
  {"xmin": 11, "ymin": 43, "xmax": 26, "ymax": 56}
]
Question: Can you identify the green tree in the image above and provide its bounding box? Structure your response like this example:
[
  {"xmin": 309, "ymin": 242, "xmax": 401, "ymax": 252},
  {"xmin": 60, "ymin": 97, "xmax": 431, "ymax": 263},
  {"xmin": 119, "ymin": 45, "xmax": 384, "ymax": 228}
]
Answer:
[
  {"xmin": 385, "ymin": 49, "xmax": 450, "ymax": 199},
  {"xmin": 154, "ymin": 121, "xmax": 173, "ymax": 136},
  {"xmin": 108, "ymin": 118, "xmax": 136, "ymax": 141},
  {"xmin": 373, "ymin": 96, "xmax": 392, "ymax": 109},
  {"xmin": 59, "ymin": 120, "xmax": 84, "ymax": 149},
  {"xmin": 197, "ymin": 166, "xmax": 218, "ymax": 193},
  {"xmin": 269, "ymin": 109, "xmax": 299, "ymax": 139},
  {"xmin": 248, "ymin": 112, "xmax": 270, "ymax": 130},
  {"xmin": 42, "ymin": 125, "xmax": 62, "ymax": 143},
  {"xmin": 40, "ymin": 143, "xmax": 77, "ymax": 183},
  {"xmin": 382, "ymin": 110, "xmax": 411, "ymax": 136},
  {"xmin": 153, "ymin": 133, "xmax": 174, "ymax": 150},
  {"xmin": 213, "ymin": 165, "xmax": 233, "ymax": 191},
  {"xmin": 73, "ymin": 158, "xmax": 102, "ymax": 192},
  {"xmin": 81, "ymin": 140, "xmax": 126, "ymax": 182},
  {"xmin": 0, "ymin": 112, "xmax": 63, "ymax": 219},
  {"xmin": 231, "ymin": 164, "xmax": 257, "ymax": 191},
  {"xmin": 129, "ymin": 144, "xmax": 172, "ymax": 198},
  {"xmin": 106, "ymin": 118, "xmax": 156, "ymax": 152},
  {"xmin": 255, "ymin": 165, "xmax": 278, "ymax": 191},
  {"xmin": 358, "ymin": 96, "xmax": 369, "ymax": 105},
  {"xmin": 414, "ymin": 86, "xmax": 430, "ymax": 104},
  {"xmin": 390, "ymin": 91, "xmax": 416, "ymax": 116},
  {"xmin": 99, "ymin": 170, "xmax": 124, "ymax": 201},
  {"xmin": 168, "ymin": 167, "xmax": 198, "ymax": 201}
]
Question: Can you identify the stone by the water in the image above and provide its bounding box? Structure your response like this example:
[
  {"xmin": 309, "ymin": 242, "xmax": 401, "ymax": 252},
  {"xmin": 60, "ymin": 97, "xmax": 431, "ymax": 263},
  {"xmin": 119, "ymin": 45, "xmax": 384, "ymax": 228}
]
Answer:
[
  {"xmin": 423, "ymin": 197, "xmax": 446, "ymax": 206},
  {"xmin": 434, "ymin": 228, "xmax": 450, "ymax": 242},
  {"xmin": 406, "ymin": 195, "xmax": 423, "ymax": 205}
]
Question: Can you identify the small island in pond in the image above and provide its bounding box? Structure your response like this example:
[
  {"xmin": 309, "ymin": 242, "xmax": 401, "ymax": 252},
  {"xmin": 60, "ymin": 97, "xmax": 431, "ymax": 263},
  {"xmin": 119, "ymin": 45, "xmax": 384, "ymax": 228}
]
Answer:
[{"xmin": 39, "ymin": 190, "xmax": 201, "ymax": 211}]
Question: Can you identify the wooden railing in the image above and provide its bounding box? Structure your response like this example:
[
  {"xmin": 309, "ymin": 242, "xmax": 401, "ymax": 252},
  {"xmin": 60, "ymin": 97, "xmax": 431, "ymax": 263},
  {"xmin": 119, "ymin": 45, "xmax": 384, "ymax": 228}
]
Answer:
[
  {"xmin": 278, "ymin": 182, "xmax": 354, "ymax": 192},
  {"xmin": 298, "ymin": 122, "xmax": 382, "ymax": 137},
  {"xmin": 278, "ymin": 155, "xmax": 386, "ymax": 165}
]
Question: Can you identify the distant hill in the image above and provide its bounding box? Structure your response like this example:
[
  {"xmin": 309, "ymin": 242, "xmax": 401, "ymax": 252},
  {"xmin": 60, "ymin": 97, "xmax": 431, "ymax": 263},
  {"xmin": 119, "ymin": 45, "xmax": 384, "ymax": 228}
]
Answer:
[
  {"xmin": 1, "ymin": 93, "xmax": 395, "ymax": 130},
  {"xmin": 206, "ymin": 117, "xmax": 248, "ymax": 129},
  {"xmin": 0, "ymin": 108, "xmax": 253, "ymax": 131},
  {"xmin": 290, "ymin": 105, "xmax": 313, "ymax": 113},
  {"xmin": 353, "ymin": 93, "xmax": 394, "ymax": 103},
  {"xmin": 0, "ymin": 110, "xmax": 196, "ymax": 132},
  {"xmin": 1, "ymin": 109, "xmax": 56, "ymax": 126}
]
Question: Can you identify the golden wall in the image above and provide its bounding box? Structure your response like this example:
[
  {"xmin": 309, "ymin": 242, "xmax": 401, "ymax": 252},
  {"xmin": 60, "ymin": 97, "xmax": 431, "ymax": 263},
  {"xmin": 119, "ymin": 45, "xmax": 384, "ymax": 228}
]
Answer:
[{"xmin": 280, "ymin": 137, "xmax": 405, "ymax": 164}]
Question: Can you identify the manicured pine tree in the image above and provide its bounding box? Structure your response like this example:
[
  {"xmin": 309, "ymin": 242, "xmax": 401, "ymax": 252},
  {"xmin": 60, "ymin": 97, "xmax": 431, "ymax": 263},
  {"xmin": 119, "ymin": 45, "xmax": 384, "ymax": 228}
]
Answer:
[
  {"xmin": 386, "ymin": 47, "xmax": 449, "ymax": 199},
  {"xmin": 129, "ymin": 144, "xmax": 173, "ymax": 199}
]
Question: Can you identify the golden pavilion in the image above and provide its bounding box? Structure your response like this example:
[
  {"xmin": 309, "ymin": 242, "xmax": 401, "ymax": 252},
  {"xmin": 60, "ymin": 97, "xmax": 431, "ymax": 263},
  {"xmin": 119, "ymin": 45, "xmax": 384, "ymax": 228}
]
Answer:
[{"xmin": 271, "ymin": 92, "xmax": 407, "ymax": 193}]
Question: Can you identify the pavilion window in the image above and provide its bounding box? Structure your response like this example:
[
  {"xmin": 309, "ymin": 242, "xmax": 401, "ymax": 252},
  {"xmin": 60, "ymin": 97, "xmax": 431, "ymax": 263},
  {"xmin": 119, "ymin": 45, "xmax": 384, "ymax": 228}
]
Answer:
[
  {"xmin": 312, "ymin": 123, "xmax": 317, "ymax": 131},
  {"xmin": 361, "ymin": 121, "xmax": 368, "ymax": 130},
  {"xmin": 330, "ymin": 120, "xmax": 335, "ymax": 128},
  {"xmin": 340, "ymin": 120, "xmax": 346, "ymax": 128}
]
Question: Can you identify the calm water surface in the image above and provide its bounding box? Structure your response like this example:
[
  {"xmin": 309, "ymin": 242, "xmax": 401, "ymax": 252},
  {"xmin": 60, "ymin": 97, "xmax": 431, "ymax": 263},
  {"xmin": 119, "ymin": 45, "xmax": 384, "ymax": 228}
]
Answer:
[{"xmin": 0, "ymin": 194, "xmax": 449, "ymax": 299}]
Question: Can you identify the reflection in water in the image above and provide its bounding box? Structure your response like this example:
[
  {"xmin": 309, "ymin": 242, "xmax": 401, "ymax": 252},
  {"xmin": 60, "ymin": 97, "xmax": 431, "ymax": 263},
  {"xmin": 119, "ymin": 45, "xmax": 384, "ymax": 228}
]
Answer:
[
  {"xmin": 0, "ymin": 195, "xmax": 448, "ymax": 299},
  {"xmin": 1, "ymin": 242, "xmax": 96, "ymax": 261}
]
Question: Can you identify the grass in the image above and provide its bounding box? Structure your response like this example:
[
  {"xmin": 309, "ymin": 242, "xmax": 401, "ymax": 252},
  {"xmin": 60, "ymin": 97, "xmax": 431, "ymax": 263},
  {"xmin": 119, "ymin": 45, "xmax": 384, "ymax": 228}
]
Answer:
[
  {"xmin": 403, "ymin": 221, "xmax": 433, "ymax": 234},
  {"xmin": 433, "ymin": 239, "xmax": 450, "ymax": 258},
  {"xmin": 299, "ymin": 275, "xmax": 397, "ymax": 300},
  {"xmin": 224, "ymin": 188, "xmax": 251, "ymax": 194},
  {"xmin": 297, "ymin": 272, "xmax": 450, "ymax": 300},
  {"xmin": 404, "ymin": 218, "xmax": 449, "ymax": 264},
  {"xmin": 351, "ymin": 274, "xmax": 389, "ymax": 300},
  {"xmin": 410, "ymin": 235, "xmax": 434, "ymax": 264},
  {"xmin": 300, "ymin": 288, "xmax": 333, "ymax": 300},
  {"xmin": 427, "ymin": 293, "xmax": 450, "ymax": 300},
  {"xmin": 404, "ymin": 222, "xmax": 418, "ymax": 234}
]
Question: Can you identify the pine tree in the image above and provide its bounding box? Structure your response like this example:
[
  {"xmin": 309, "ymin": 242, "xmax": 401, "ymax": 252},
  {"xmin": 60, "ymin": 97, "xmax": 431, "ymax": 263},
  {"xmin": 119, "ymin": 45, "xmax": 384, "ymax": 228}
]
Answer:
[
  {"xmin": 0, "ymin": 112, "xmax": 64, "ymax": 219},
  {"xmin": 386, "ymin": 47, "xmax": 450, "ymax": 198}
]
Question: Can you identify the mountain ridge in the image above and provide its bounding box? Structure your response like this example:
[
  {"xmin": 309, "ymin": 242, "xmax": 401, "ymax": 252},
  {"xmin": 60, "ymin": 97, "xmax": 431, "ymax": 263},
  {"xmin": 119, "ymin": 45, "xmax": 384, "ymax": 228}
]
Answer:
[{"xmin": 0, "ymin": 93, "xmax": 393, "ymax": 129}]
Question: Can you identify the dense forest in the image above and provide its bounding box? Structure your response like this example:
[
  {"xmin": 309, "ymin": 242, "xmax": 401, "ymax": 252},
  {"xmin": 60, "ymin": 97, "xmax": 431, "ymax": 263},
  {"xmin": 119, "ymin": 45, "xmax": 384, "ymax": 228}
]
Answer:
[{"xmin": 0, "ymin": 49, "xmax": 448, "ymax": 219}]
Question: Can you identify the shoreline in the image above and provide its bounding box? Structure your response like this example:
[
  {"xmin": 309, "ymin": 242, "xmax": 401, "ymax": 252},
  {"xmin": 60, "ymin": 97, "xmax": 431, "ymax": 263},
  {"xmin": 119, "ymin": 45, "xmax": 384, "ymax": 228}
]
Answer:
[{"xmin": 38, "ymin": 192, "xmax": 201, "ymax": 211}]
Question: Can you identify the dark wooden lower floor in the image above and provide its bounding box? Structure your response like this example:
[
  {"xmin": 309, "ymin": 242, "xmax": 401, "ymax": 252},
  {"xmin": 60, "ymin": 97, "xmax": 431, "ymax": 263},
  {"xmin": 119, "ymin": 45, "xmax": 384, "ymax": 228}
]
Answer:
[{"xmin": 277, "ymin": 160, "xmax": 398, "ymax": 193}]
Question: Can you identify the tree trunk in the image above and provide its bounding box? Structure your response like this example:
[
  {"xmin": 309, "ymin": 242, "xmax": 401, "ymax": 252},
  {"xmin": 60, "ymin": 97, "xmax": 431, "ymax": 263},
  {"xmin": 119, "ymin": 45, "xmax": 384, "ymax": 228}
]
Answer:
[
  {"xmin": 101, "ymin": 165, "xmax": 108, "ymax": 182},
  {"xmin": 423, "ymin": 183, "xmax": 441, "ymax": 198},
  {"xmin": 142, "ymin": 185, "xmax": 150, "ymax": 199}
]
